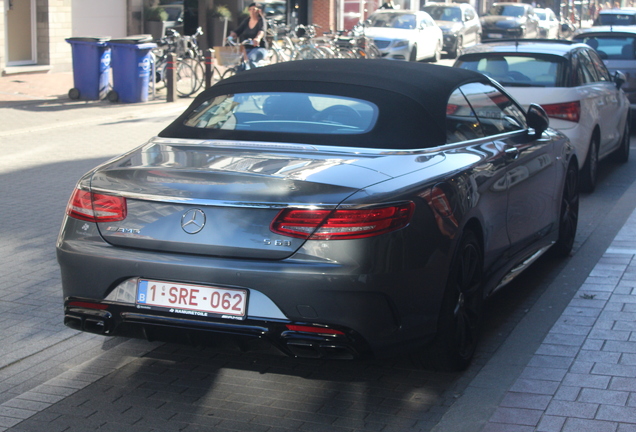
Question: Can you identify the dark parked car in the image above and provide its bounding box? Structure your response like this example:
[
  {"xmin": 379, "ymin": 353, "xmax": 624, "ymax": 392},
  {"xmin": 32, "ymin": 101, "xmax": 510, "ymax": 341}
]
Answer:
[
  {"xmin": 481, "ymin": 2, "xmax": 540, "ymax": 40},
  {"xmin": 57, "ymin": 59, "xmax": 578, "ymax": 370},
  {"xmin": 422, "ymin": 2, "xmax": 482, "ymax": 58},
  {"xmin": 573, "ymin": 26, "xmax": 636, "ymax": 112},
  {"xmin": 593, "ymin": 8, "xmax": 636, "ymax": 26}
]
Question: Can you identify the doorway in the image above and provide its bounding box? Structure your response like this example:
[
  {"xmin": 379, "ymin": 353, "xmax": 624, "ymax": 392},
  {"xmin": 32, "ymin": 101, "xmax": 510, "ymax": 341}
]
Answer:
[{"xmin": 6, "ymin": 0, "xmax": 37, "ymax": 66}]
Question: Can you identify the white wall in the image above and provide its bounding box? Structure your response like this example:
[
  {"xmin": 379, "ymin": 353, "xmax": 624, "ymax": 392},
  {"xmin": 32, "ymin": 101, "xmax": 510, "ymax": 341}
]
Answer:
[{"xmin": 72, "ymin": 0, "xmax": 127, "ymax": 38}]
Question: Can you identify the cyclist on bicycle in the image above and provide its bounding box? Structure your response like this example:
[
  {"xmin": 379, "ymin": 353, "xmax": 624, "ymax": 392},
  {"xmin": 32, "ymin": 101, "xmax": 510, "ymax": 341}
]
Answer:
[{"xmin": 228, "ymin": 2, "xmax": 268, "ymax": 64}]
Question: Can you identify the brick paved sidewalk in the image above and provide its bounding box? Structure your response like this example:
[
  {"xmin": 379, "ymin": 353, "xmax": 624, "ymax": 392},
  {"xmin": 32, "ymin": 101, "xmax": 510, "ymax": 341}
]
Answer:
[
  {"xmin": 0, "ymin": 72, "xmax": 74, "ymax": 103},
  {"xmin": 479, "ymin": 211, "xmax": 636, "ymax": 432}
]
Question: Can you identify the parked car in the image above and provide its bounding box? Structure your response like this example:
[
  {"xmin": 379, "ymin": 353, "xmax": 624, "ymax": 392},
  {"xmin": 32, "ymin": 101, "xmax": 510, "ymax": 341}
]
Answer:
[
  {"xmin": 481, "ymin": 2, "xmax": 540, "ymax": 40},
  {"xmin": 262, "ymin": 0, "xmax": 286, "ymax": 24},
  {"xmin": 593, "ymin": 8, "xmax": 636, "ymax": 26},
  {"xmin": 455, "ymin": 40, "xmax": 630, "ymax": 192},
  {"xmin": 535, "ymin": 7, "xmax": 560, "ymax": 39},
  {"xmin": 362, "ymin": 10, "xmax": 443, "ymax": 61},
  {"xmin": 57, "ymin": 59, "xmax": 578, "ymax": 371},
  {"xmin": 573, "ymin": 26, "xmax": 636, "ymax": 112},
  {"xmin": 421, "ymin": 3, "xmax": 481, "ymax": 58}
]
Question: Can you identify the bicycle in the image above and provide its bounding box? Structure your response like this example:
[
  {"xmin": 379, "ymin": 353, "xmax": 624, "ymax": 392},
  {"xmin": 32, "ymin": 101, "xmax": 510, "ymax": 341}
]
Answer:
[
  {"xmin": 219, "ymin": 37, "xmax": 271, "ymax": 80},
  {"xmin": 151, "ymin": 27, "xmax": 220, "ymax": 98}
]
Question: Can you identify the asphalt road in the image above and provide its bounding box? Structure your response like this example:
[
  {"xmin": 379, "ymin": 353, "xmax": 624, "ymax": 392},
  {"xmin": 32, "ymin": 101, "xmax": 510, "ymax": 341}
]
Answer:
[{"xmin": 1, "ymin": 89, "xmax": 635, "ymax": 432}]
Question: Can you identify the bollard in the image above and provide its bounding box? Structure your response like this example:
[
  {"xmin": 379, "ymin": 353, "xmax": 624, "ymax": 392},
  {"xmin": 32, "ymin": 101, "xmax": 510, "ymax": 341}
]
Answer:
[
  {"xmin": 166, "ymin": 53, "xmax": 177, "ymax": 103},
  {"xmin": 205, "ymin": 49, "xmax": 215, "ymax": 90}
]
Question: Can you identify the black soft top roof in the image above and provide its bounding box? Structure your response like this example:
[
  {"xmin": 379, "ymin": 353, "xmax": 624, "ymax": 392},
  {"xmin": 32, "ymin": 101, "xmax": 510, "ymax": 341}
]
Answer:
[{"xmin": 159, "ymin": 59, "xmax": 490, "ymax": 149}]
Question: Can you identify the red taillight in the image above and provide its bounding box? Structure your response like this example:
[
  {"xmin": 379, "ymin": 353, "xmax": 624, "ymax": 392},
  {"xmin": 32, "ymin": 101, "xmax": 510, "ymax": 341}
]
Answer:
[
  {"xmin": 271, "ymin": 202, "xmax": 415, "ymax": 240},
  {"xmin": 66, "ymin": 189, "xmax": 127, "ymax": 223},
  {"xmin": 67, "ymin": 301, "xmax": 108, "ymax": 310},
  {"xmin": 541, "ymin": 101, "xmax": 581, "ymax": 123},
  {"xmin": 285, "ymin": 325, "xmax": 344, "ymax": 336}
]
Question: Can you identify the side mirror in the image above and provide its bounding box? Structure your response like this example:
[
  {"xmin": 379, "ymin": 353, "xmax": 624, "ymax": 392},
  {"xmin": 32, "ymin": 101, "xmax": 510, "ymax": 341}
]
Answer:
[
  {"xmin": 527, "ymin": 103, "xmax": 549, "ymax": 136},
  {"xmin": 614, "ymin": 70, "xmax": 627, "ymax": 89}
]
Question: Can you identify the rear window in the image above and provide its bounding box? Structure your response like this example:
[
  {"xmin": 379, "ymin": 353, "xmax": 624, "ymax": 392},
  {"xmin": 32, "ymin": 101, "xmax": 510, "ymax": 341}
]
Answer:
[
  {"xmin": 422, "ymin": 6, "xmax": 462, "ymax": 22},
  {"xmin": 489, "ymin": 5, "xmax": 525, "ymax": 17},
  {"xmin": 597, "ymin": 13, "xmax": 636, "ymax": 25},
  {"xmin": 183, "ymin": 92, "xmax": 378, "ymax": 134},
  {"xmin": 577, "ymin": 35, "xmax": 636, "ymax": 60},
  {"xmin": 456, "ymin": 54, "xmax": 565, "ymax": 87}
]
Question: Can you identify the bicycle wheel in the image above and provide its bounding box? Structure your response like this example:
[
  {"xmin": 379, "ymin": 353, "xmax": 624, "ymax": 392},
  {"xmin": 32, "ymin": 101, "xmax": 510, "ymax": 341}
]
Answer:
[
  {"xmin": 315, "ymin": 45, "xmax": 335, "ymax": 58},
  {"xmin": 294, "ymin": 46, "xmax": 323, "ymax": 60},
  {"xmin": 221, "ymin": 66, "xmax": 238, "ymax": 80},
  {"xmin": 212, "ymin": 66, "xmax": 223, "ymax": 84},
  {"xmin": 181, "ymin": 57, "xmax": 205, "ymax": 93},
  {"xmin": 366, "ymin": 43, "xmax": 382, "ymax": 59},
  {"xmin": 266, "ymin": 47, "xmax": 282, "ymax": 64},
  {"xmin": 152, "ymin": 56, "xmax": 167, "ymax": 91},
  {"xmin": 173, "ymin": 60, "xmax": 198, "ymax": 97}
]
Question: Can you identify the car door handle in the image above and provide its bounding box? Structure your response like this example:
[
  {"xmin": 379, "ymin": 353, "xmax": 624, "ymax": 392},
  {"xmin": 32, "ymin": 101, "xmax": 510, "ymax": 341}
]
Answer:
[{"xmin": 505, "ymin": 146, "xmax": 520, "ymax": 160}]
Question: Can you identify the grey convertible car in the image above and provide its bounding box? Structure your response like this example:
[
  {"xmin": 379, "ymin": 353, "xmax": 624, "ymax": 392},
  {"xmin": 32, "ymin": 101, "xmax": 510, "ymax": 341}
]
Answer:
[{"xmin": 57, "ymin": 59, "xmax": 578, "ymax": 370}]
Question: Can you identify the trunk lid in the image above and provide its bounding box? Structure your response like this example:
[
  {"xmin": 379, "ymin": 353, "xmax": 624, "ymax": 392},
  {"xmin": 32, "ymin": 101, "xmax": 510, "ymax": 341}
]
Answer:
[{"xmin": 91, "ymin": 138, "xmax": 438, "ymax": 259}]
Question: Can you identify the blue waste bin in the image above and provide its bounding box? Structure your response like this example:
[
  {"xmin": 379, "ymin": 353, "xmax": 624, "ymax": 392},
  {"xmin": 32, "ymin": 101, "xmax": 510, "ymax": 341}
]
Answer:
[
  {"xmin": 66, "ymin": 37, "xmax": 111, "ymax": 100},
  {"xmin": 107, "ymin": 36, "xmax": 156, "ymax": 103}
]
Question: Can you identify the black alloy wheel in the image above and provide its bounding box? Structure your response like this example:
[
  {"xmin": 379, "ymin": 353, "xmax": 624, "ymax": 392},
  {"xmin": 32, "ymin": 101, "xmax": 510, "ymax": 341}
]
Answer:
[
  {"xmin": 581, "ymin": 135, "xmax": 599, "ymax": 192},
  {"xmin": 423, "ymin": 230, "xmax": 484, "ymax": 371},
  {"xmin": 552, "ymin": 162, "xmax": 579, "ymax": 257}
]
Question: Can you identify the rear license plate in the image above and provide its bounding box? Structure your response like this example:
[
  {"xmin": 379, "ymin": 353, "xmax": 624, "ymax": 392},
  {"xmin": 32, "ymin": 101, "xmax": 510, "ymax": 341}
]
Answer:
[
  {"xmin": 488, "ymin": 33, "xmax": 503, "ymax": 38},
  {"xmin": 137, "ymin": 279, "xmax": 247, "ymax": 319}
]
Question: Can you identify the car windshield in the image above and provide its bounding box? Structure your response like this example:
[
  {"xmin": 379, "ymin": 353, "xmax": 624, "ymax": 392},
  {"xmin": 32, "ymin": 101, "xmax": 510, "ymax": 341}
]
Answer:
[
  {"xmin": 489, "ymin": 5, "xmax": 525, "ymax": 17},
  {"xmin": 597, "ymin": 13, "xmax": 636, "ymax": 25},
  {"xmin": 536, "ymin": 11, "xmax": 547, "ymax": 20},
  {"xmin": 579, "ymin": 35, "xmax": 636, "ymax": 59},
  {"xmin": 183, "ymin": 92, "xmax": 378, "ymax": 134},
  {"xmin": 264, "ymin": 2, "xmax": 286, "ymax": 19},
  {"xmin": 456, "ymin": 54, "xmax": 565, "ymax": 87},
  {"xmin": 422, "ymin": 6, "xmax": 462, "ymax": 22},
  {"xmin": 367, "ymin": 12, "xmax": 418, "ymax": 29}
]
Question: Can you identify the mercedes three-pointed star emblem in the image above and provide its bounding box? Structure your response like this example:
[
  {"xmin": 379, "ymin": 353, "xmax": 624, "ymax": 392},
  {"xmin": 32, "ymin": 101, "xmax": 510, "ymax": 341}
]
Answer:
[{"xmin": 181, "ymin": 209, "xmax": 206, "ymax": 234}]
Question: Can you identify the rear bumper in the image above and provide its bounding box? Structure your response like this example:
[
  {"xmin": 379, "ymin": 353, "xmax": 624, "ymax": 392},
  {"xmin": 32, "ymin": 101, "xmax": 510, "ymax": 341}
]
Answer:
[
  {"xmin": 64, "ymin": 298, "xmax": 368, "ymax": 359},
  {"xmin": 57, "ymin": 223, "xmax": 447, "ymax": 358}
]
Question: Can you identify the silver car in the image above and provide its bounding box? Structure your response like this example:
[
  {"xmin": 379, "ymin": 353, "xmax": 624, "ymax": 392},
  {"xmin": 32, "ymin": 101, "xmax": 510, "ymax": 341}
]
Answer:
[
  {"xmin": 422, "ymin": 3, "xmax": 482, "ymax": 58},
  {"xmin": 362, "ymin": 10, "xmax": 443, "ymax": 61},
  {"xmin": 57, "ymin": 59, "xmax": 578, "ymax": 371}
]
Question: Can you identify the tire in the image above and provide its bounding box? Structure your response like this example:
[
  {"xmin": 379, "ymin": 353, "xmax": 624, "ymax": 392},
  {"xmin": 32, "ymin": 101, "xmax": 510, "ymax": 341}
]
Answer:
[
  {"xmin": 221, "ymin": 66, "xmax": 237, "ymax": 80},
  {"xmin": 366, "ymin": 43, "xmax": 381, "ymax": 59},
  {"xmin": 448, "ymin": 36, "xmax": 463, "ymax": 59},
  {"xmin": 581, "ymin": 134, "xmax": 599, "ymax": 193},
  {"xmin": 409, "ymin": 45, "xmax": 417, "ymax": 62},
  {"xmin": 415, "ymin": 230, "xmax": 484, "ymax": 371},
  {"xmin": 552, "ymin": 162, "xmax": 579, "ymax": 257},
  {"xmin": 181, "ymin": 57, "xmax": 204, "ymax": 93},
  {"xmin": 107, "ymin": 90, "xmax": 119, "ymax": 103},
  {"xmin": 266, "ymin": 48, "xmax": 281, "ymax": 64},
  {"xmin": 174, "ymin": 60, "xmax": 198, "ymax": 98},
  {"xmin": 427, "ymin": 41, "xmax": 441, "ymax": 63},
  {"xmin": 614, "ymin": 116, "xmax": 630, "ymax": 163},
  {"xmin": 68, "ymin": 88, "xmax": 80, "ymax": 100}
]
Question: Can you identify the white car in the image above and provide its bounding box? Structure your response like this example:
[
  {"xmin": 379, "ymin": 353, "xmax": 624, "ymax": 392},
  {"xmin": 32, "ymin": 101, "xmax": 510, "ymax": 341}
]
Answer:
[
  {"xmin": 455, "ymin": 40, "xmax": 630, "ymax": 192},
  {"xmin": 362, "ymin": 10, "xmax": 443, "ymax": 62},
  {"xmin": 535, "ymin": 8, "xmax": 560, "ymax": 39}
]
